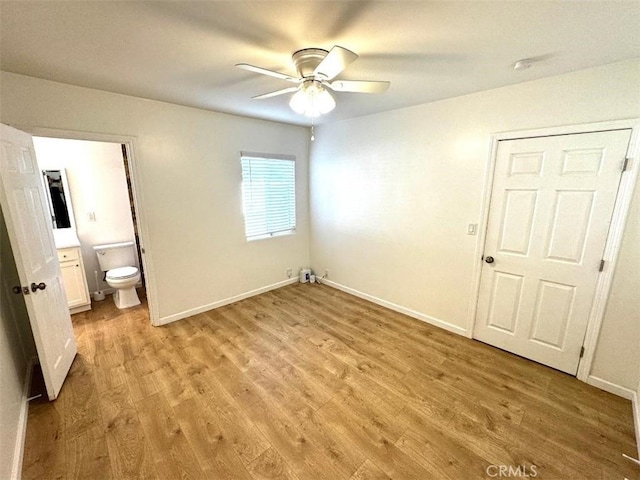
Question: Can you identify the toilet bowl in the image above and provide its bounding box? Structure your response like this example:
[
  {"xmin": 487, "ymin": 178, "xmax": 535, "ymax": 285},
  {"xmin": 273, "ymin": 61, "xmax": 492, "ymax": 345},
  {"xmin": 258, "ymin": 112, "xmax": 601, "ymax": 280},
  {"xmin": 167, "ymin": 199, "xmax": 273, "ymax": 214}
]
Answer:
[
  {"xmin": 106, "ymin": 266, "xmax": 141, "ymax": 309},
  {"xmin": 93, "ymin": 242, "xmax": 141, "ymax": 309}
]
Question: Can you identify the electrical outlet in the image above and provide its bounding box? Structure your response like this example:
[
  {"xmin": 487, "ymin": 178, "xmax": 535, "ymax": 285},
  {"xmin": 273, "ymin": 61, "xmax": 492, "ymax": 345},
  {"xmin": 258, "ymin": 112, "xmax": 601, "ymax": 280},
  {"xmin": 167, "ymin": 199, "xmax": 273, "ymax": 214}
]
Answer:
[{"xmin": 286, "ymin": 268, "xmax": 292, "ymax": 278}]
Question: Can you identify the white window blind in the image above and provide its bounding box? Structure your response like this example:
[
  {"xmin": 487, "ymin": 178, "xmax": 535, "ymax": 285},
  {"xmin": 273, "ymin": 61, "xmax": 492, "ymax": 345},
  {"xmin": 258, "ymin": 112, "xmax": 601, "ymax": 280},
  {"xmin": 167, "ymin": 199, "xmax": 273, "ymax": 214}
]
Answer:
[{"xmin": 241, "ymin": 154, "xmax": 296, "ymax": 241}]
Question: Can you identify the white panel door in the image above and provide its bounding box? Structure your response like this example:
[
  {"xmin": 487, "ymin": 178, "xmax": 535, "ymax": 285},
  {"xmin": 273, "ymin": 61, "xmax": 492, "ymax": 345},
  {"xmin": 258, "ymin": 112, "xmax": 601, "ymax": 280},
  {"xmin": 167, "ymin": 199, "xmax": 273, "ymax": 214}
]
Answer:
[
  {"xmin": 0, "ymin": 123, "xmax": 77, "ymax": 400},
  {"xmin": 474, "ymin": 130, "xmax": 631, "ymax": 374}
]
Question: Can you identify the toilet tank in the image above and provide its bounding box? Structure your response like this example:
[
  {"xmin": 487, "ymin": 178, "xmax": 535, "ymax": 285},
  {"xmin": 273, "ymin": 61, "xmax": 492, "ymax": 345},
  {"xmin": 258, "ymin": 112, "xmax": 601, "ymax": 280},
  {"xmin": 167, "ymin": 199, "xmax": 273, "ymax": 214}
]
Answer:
[{"xmin": 93, "ymin": 242, "xmax": 136, "ymax": 271}]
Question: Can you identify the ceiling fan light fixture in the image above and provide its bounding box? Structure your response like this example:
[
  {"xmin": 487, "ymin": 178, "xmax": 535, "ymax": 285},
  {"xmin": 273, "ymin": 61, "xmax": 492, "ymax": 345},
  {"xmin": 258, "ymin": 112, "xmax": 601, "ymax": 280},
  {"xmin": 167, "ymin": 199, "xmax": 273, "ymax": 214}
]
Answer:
[
  {"xmin": 237, "ymin": 45, "xmax": 389, "ymax": 117},
  {"xmin": 289, "ymin": 80, "xmax": 335, "ymax": 117}
]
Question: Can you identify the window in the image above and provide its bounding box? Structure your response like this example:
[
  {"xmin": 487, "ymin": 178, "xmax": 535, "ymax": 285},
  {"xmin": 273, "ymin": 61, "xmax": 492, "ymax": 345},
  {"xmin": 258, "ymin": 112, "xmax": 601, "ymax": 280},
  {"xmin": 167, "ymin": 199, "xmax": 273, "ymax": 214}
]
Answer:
[{"xmin": 241, "ymin": 152, "xmax": 296, "ymax": 241}]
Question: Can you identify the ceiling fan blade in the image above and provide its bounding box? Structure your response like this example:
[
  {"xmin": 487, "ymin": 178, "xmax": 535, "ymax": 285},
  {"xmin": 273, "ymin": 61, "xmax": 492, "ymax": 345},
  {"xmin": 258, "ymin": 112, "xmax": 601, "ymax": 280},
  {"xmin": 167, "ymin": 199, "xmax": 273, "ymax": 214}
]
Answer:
[
  {"xmin": 236, "ymin": 63, "xmax": 299, "ymax": 83},
  {"xmin": 252, "ymin": 86, "xmax": 299, "ymax": 100},
  {"xmin": 313, "ymin": 45, "xmax": 358, "ymax": 80},
  {"xmin": 328, "ymin": 80, "xmax": 390, "ymax": 94}
]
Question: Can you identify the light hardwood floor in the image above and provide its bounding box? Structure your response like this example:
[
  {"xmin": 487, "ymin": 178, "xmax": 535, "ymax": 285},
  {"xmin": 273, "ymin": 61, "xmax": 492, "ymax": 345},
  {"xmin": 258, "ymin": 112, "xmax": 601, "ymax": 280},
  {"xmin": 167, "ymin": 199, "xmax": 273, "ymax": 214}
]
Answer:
[{"xmin": 22, "ymin": 283, "xmax": 639, "ymax": 479}]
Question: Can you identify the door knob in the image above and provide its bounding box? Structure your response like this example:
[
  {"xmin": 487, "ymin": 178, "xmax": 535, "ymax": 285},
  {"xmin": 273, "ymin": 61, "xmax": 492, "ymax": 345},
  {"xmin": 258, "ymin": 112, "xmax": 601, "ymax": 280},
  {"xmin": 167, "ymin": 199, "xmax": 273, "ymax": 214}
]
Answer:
[
  {"xmin": 485, "ymin": 256, "xmax": 495, "ymax": 264},
  {"xmin": 31, "ymin": 282, "xmax": 47, "ymax": 292},
  {"xmin": 12, "ymin": 286, "xmax": 22, "ymax": 294}
]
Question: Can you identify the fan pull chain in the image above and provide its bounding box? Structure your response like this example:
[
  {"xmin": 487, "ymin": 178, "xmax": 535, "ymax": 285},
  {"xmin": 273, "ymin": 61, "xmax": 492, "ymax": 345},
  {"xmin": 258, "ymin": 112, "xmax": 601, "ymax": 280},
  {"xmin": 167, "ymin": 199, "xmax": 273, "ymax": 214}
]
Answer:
[{"xmin": 311, "ymin": 124, "xmax": 315, "ymax": 142}]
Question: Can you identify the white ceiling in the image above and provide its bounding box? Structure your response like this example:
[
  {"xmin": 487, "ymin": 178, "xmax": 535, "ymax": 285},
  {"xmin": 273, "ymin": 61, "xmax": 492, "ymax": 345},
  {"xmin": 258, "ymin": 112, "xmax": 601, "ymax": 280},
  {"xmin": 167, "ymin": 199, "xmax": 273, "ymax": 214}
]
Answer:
[{"xmin": 1, "ymin": 1, "xmax": 639, "ymax": 126}]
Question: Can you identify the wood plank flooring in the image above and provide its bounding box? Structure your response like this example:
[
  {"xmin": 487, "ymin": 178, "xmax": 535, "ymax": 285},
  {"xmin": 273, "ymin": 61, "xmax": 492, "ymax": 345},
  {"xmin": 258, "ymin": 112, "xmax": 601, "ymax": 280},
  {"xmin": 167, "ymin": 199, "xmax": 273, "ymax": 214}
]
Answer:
[{"xmin": 22, "ymin": 283, "xmax": 639, "ymax": 479}]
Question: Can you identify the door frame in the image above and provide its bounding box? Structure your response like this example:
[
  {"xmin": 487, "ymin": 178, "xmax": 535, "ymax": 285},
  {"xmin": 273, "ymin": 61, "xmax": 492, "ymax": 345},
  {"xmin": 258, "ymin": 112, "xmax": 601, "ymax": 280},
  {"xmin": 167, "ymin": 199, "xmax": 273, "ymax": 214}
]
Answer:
[
  {"xmin": 18, "ymin": 126, "xmax": 160, "ymax": 326},
  {"xmin": 467, "ymin": 118, "xmax": 640, "ymax": 384}
]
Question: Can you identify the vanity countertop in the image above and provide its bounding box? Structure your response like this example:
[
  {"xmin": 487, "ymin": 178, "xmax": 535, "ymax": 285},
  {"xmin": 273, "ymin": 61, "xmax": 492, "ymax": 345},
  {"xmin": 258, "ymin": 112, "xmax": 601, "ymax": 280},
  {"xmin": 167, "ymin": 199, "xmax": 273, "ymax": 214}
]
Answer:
[{"xmin": 53, "ymin": 229, "xmax": 81, "ymax": 249}]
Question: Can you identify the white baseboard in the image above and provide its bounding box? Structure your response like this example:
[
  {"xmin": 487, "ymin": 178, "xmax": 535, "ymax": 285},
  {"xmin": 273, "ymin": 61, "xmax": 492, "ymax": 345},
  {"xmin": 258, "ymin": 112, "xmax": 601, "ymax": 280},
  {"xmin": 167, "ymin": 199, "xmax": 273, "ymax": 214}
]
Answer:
[
  {"xmin": 70, "ymin": 304, "xmax": 91, "ymax": 315},
  {"xmin": 633, "ymin": 389, "xmax": 640, "ymax": 460},
  {"xmin": 12, "ymin": 356, "xmax": 36, "ymax": 480},
  {"xmin": 157, "ymin": 278, "xmax": 299, "ymax": 326},
  {"xmin": 321, "ymin": 279, "xmax": 468, "ymax": 337},
  {"xmin": 586, "ymin": 375, "xmax": 635, "ymax": 400}
]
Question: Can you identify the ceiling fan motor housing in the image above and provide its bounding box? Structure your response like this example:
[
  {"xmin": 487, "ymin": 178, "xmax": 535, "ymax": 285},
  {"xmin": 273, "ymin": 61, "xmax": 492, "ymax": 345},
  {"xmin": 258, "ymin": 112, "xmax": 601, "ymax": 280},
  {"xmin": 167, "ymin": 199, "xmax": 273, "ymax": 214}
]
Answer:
[{"xmin": 292, "ymin": 48, "xmax": 329, "ymax": 78}]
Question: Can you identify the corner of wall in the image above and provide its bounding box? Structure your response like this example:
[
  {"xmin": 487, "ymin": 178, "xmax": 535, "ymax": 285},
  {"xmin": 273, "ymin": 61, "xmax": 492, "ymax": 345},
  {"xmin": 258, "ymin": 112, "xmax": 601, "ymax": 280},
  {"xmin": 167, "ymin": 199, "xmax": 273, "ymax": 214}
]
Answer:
[{"xmin": 156, "ymin": 278, "xmax": 298, "ymax": 326}]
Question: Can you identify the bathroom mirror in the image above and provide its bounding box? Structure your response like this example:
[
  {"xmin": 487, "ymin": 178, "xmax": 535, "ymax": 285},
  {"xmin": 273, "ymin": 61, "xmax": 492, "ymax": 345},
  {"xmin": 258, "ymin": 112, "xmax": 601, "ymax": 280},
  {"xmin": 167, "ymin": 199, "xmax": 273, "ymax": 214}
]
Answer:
[{"xmin": 42, "ymin": 169, "xmax": 76, "ymax": 230}]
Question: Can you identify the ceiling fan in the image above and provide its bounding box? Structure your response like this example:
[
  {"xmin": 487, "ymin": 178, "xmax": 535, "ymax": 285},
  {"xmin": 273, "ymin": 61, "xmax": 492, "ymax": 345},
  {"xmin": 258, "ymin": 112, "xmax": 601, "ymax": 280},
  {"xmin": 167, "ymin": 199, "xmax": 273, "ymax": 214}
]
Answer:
[{"xmin": 236, "ymin": 45, "xmax": 390, "ymax": 117}]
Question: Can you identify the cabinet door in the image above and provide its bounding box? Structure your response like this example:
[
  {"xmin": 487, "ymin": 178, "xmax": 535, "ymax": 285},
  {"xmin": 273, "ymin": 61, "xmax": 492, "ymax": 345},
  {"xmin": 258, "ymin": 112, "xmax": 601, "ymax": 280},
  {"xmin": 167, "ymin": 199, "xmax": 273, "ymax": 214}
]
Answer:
[{"xmin": 60, "ymin": 260, "xmax": 90, "ymax": 307}]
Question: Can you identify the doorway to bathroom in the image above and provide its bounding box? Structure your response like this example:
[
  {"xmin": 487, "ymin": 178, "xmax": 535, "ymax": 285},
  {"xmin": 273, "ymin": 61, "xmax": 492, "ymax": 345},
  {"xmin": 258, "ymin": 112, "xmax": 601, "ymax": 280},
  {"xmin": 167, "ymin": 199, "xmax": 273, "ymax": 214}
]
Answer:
[{"xmin": 30, "ymin": 133, "xmax": 152, "ymax": 321}]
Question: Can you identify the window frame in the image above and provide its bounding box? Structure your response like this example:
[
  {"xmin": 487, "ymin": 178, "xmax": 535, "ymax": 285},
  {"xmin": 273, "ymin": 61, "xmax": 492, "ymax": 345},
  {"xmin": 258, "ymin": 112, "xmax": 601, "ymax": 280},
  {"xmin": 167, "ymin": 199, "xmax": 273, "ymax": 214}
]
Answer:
[{"xmin": 240, "ymin": 151, "xmax": 297, "ymax": 242}]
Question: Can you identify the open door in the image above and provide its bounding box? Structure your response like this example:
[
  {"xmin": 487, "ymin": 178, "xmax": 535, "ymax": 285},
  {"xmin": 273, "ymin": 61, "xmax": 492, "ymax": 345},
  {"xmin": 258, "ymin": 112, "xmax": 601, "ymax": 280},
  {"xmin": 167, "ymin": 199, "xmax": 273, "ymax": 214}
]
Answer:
[{"xmin": 0, "ymin": 123, "xmax": 77, "ymax": 400}]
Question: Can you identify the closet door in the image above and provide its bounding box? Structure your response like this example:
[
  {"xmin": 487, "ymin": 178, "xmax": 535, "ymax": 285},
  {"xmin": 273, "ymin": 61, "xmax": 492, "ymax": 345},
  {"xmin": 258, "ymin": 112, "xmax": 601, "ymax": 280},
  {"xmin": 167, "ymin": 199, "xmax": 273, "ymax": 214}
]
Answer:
[{"xmin": 474, "ymin": 129, "xmax": 630, "ymax": 374}]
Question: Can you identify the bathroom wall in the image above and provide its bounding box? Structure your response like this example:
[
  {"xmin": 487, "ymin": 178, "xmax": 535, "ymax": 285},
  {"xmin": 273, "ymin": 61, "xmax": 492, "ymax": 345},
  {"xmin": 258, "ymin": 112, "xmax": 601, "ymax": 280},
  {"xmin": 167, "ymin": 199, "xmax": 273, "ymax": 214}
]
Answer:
[{"xmin": 33, "ymin": 137, "xmax": 137, "ymax": 293}]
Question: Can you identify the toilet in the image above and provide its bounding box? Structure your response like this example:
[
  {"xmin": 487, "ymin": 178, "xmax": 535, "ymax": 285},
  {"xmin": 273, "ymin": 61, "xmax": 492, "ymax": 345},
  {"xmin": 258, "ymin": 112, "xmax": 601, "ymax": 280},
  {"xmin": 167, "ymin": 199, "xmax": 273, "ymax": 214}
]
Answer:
[{"xmin": 93, "ymin": 241, "xmax": 141, "ymax": 309}]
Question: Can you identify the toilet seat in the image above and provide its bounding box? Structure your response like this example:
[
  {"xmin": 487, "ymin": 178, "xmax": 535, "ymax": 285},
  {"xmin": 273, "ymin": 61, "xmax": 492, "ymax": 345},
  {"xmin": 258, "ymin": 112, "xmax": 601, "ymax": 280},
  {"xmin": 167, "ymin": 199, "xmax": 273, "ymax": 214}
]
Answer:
[{"xmin": 106, "ymin": 266, "xmax": 139, "ymax": 280}]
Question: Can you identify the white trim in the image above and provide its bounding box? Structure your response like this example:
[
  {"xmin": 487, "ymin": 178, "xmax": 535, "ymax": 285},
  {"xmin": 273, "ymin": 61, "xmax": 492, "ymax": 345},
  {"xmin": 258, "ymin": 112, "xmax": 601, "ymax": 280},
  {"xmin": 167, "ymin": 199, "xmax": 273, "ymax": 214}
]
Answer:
[
  {"xmin": 467, "ymin": 118, "xmax": 640, "ymax": 384},
  {"xmin": 577, "ymin": 122, "xmax": 640, "ymax": 381},
  {"xmin": 490, "ymin": 118, "xmax": 640, "ymax": 141},
  {"xmin": 19, "ymin": 126, "xmax": 160, "ymax": 327},
  {"xmin": 240, "ymin": 151, "xmax": 296, "ymax": 161},
  {"xmin": 586, "ymin": 374, "xmax": 635, "ymax": 400},
  {"xmin": 157, "ymin": 278, "xmax": 299, "ymax": 326},
  {"xmin": 12, "ymin": 356, "xmax": 36, "ymax": 480},
  {"xmin": 466, "ymin": 135, "xmax": 499, "ymax": 338},
  {"xmin": 69, "ymin": 304, "xmax": 91, "ymax": 315},
  {"xmin": 631, "ymin": 385, "xmax": 640, "ymax": 459},
  {"xmin": 322, "ymin": 279, "xmax": 468, "ymax": 337},
  {"xmin": 634, "ymin": 388, "xmax": 640, "ymax": 461}
]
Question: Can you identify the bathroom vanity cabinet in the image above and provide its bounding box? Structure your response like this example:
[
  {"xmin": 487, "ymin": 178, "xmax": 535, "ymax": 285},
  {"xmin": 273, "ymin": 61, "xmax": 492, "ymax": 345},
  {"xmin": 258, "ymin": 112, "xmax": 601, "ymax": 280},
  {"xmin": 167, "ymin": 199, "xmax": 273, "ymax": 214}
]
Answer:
[
  {"xmin": 58, "ymin": 246, "xmax": 91, "ymax": 313},
  {"xmin": 43, "ymin": 168, "xmax": 91, "ymax": 314}
]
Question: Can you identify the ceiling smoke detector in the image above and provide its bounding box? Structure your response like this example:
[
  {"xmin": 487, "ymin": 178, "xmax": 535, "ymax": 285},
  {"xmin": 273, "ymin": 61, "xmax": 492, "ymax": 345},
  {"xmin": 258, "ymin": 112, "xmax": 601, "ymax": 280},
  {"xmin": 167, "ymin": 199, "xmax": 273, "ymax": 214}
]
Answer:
[{"xmin": 513, "ymin": 59, "xmax": 533, "ymax": 71}]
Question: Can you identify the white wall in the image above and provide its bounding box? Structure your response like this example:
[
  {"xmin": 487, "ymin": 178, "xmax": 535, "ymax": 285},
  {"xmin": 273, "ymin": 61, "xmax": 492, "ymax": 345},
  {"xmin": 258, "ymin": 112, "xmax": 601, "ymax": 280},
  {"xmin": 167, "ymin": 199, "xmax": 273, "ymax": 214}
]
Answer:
[
  {"xmin": 33, "ymin": 137, "xmax": 136, "ymax": 293},
  {"xmin": 0, "ymin": 208, "xmax": 36, "ymax": 479},
  {"xmin": 0, "ymin": 72, "xmax": 311, "ymax": 324},
  {"xmin": 310, "ymin": 59, "xmax": 640, "ymax": 390}
]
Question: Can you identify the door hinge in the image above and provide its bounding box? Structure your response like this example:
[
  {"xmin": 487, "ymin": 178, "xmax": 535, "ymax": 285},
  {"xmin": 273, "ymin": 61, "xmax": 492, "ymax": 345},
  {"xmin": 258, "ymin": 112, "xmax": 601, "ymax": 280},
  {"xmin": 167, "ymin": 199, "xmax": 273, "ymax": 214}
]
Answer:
[
  {"xmin": 599, "ymin": 259, "xmax": 605, "ymax": 272},
  {"xmin": 622, "ymin": 157, "xmax": 630, "ymax": 172},
  {"xmin": 580, "ymin": 346, "xmax": 585, "ymax": 358}
]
